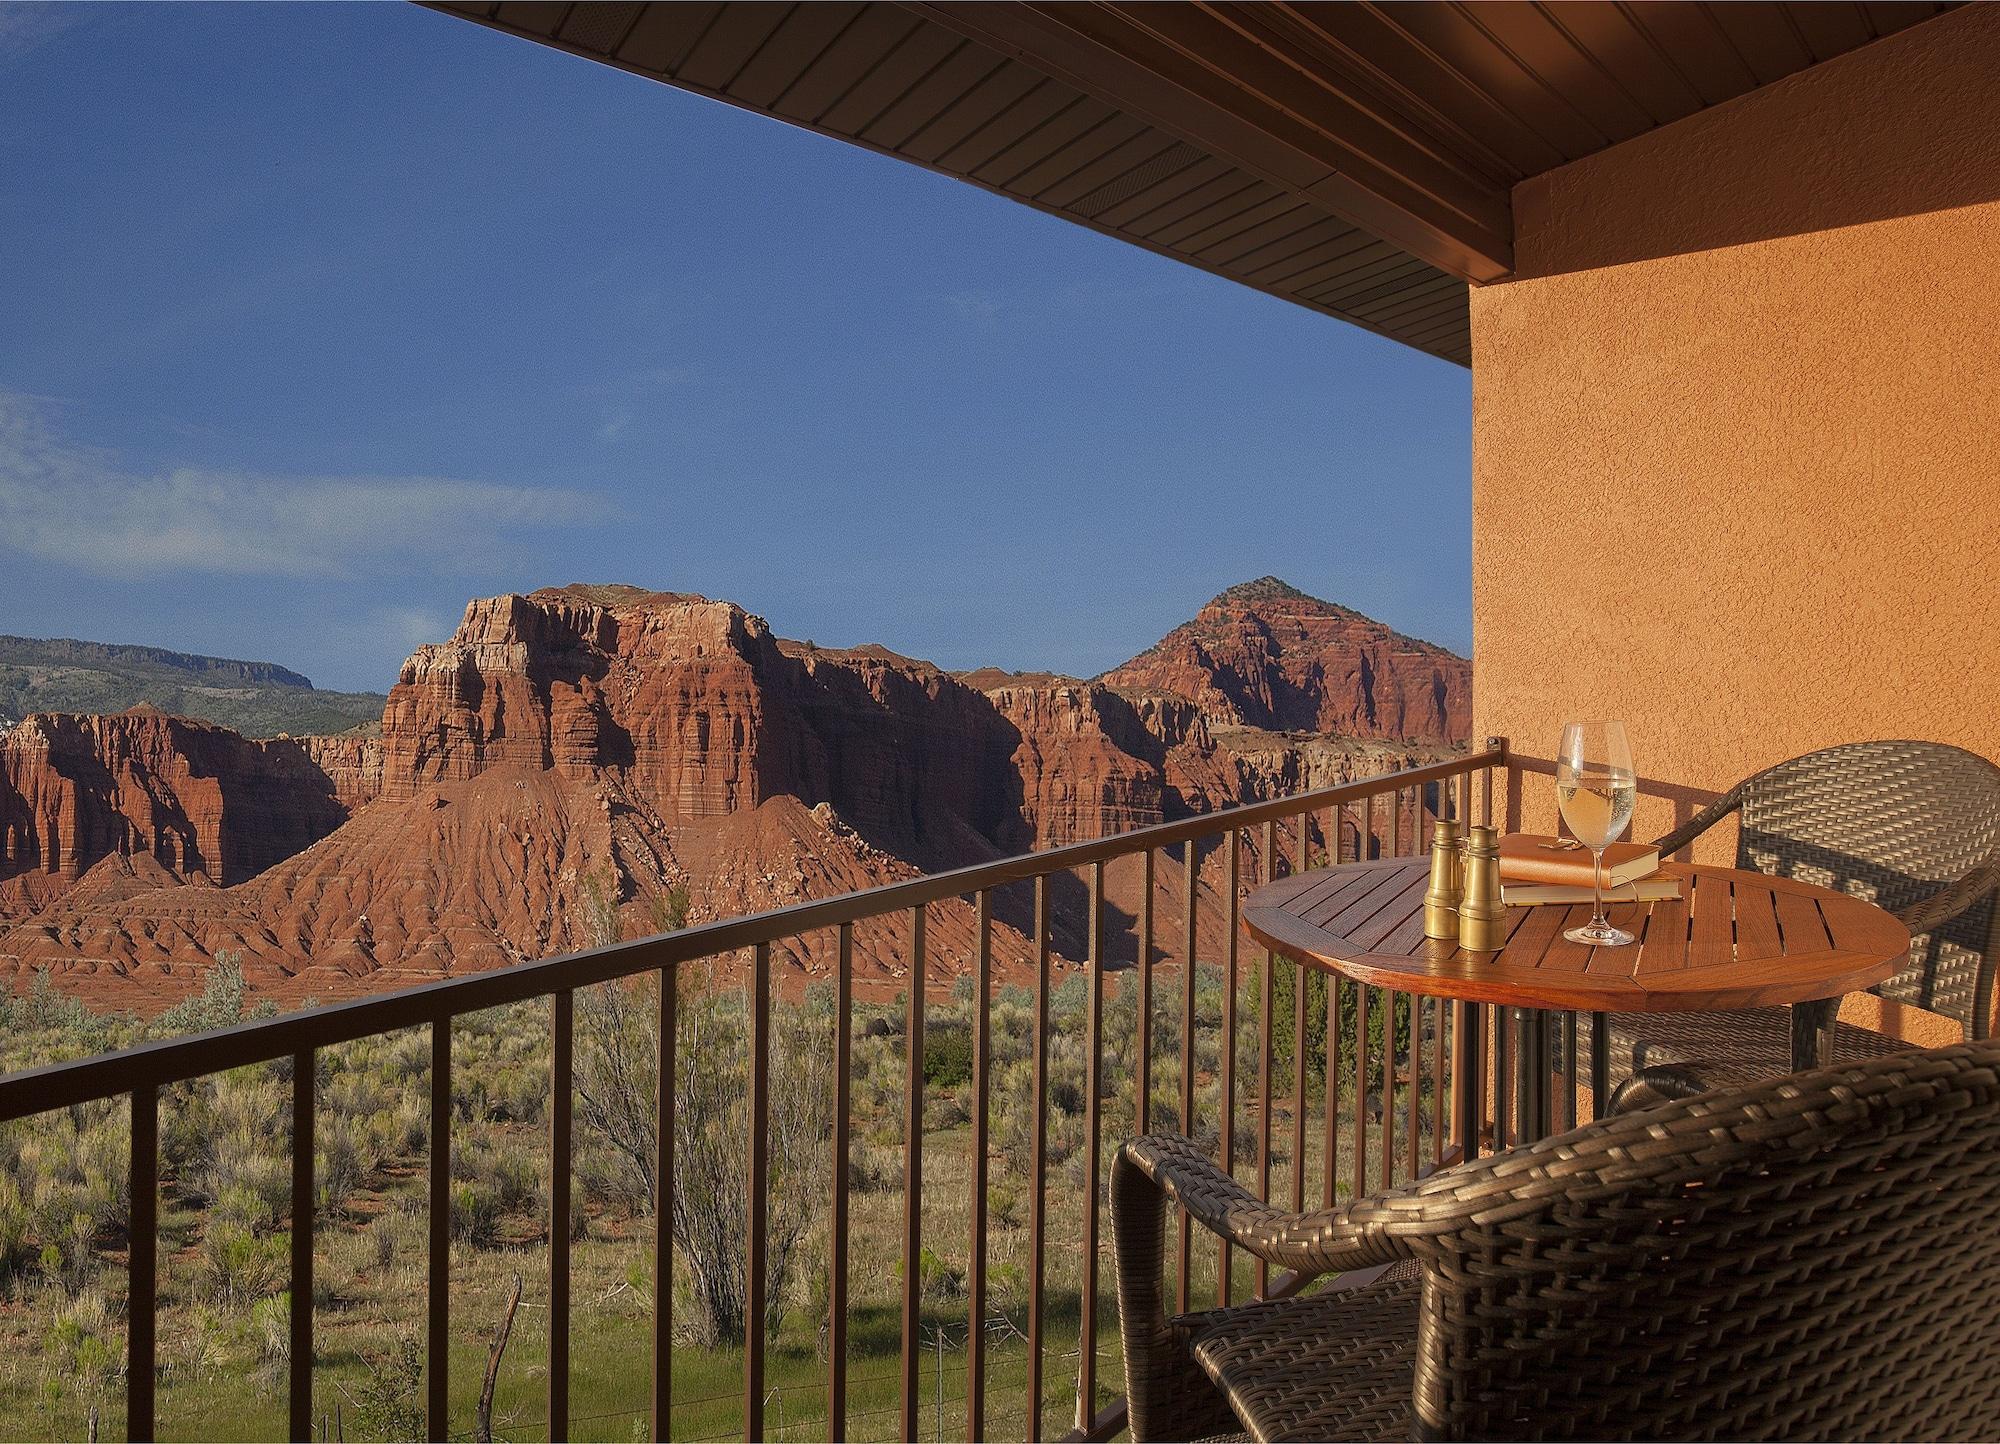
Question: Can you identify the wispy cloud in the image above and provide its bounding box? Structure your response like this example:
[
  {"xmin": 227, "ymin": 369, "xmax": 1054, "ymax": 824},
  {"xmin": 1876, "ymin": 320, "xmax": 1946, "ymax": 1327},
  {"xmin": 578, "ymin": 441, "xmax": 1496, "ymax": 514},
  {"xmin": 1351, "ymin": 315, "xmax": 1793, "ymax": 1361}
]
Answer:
[
  {"xmin": 0, "ymin": 1, "xmax": 84, "ymax": 66},
  {"xmin": 594, "ymin": 365, "xmax": 697, "ymax": 444},
  {"xmin": 947, "ymin": 291, "xmax": 1003, "ymax": 321},
  {"xmin": 0, "ymin": 392, "xmax": 614, "ymax": 580}
]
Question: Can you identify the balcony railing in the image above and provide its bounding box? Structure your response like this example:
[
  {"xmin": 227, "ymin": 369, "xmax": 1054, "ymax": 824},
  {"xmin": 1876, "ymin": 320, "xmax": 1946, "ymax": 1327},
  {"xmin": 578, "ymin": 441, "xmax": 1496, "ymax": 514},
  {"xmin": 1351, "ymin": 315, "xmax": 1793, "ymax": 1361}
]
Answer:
[{"xmin": 0, "ymin": 742, "xmax": 1511, "ymax": 1443}]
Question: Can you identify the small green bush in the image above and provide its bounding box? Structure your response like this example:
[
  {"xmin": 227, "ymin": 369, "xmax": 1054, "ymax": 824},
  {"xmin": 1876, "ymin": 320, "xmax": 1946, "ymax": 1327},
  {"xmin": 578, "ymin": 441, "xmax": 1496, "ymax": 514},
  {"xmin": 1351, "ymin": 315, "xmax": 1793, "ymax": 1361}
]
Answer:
[{"xmin": 923, "ymin": 1027, "xmax": 974, "ymax": 1089}]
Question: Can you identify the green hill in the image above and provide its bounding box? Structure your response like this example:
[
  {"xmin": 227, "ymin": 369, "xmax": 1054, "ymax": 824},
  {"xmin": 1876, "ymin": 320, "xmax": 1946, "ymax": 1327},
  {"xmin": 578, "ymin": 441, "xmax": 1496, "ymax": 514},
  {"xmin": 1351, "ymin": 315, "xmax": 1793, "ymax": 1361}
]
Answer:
[{"xmin": 0, "ymin": 635, "xmax": 385, "ymax": 737}]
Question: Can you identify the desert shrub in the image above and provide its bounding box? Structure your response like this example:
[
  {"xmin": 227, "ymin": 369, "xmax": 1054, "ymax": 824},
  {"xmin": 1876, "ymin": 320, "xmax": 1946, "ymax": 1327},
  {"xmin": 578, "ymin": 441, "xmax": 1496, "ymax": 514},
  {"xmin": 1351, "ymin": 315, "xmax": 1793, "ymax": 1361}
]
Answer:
[
  {"xmin": 197, "ymin": 1223, "xmax": 285, "ymax": 1304},
  {"xmin": 324, "ymin": 1067, "xmax": 383, "ymax": 1120},
  {"xmin": 251, "ymin": 1291, "xmax": 290, "ymax": 1373},
  {"xmin": 187, "ymin": 1069, "xmax": 290, "ymax": 1221},
  {"xmin": 370, "ymin": 1215, "xmax": 399, "ymax": 1274},
  {"xmin": 150, "ymin": 953, "xmax": 273, "ymax": 1039},
  {"xmin": 385, "ymin": 1096, "xmax": 428, "ymax": 1156},
  {"xmin": 927, "ymin": 1088, "xmax": 971, "ymax": 1130},
  {"xmin": 909, "ymin": 1244, "xmax": 962, "ymax": 1304},
  {"xmin": 39, "ymin": 1288, "xmax": 120, "ymax": 1436},
  {"xmin": 0, "ymin": 1171, "xmax": 30, "ymax": 1282},
  {"xmin": 350, "ymin": 1334, "xmax": 424, "ymax": 1443},
  {"xmin": 497, "ymin": 1063, "xmax": 548, "ymax": 1125},
  {"xmin": 317, "ymin": 1114, "xmax": 368, "ymax": 1217},
  {"xmin": 446, "ymin": 1134, "xmax": 537, "ymax": 1247},
  {"xmin": 923, "ymin": 1026, "xmax": 974, "ymax": 1089},
  {"xmin": 450, "ymin": 1181, "xmax": 499, "ymax": 1248}
]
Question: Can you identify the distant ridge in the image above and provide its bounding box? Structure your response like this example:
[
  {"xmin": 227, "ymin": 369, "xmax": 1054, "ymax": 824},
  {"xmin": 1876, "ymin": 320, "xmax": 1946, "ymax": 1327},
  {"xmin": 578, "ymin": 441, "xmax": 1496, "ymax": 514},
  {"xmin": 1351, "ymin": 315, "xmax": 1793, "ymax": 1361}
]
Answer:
[
  {"xmin": 0, "ymin": 635, "xmax": 384, "ymax": 737},
  {"xmin": 0, "ymin": 635, "xmax": 317, "ymax": 689}
]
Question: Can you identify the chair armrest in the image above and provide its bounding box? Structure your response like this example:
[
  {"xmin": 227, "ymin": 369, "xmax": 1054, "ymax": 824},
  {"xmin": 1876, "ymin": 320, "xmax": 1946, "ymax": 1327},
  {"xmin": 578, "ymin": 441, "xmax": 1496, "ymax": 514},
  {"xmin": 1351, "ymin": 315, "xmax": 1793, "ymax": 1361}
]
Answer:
[
  {"xmin": 1120, "ymin": 1133, "xmax": 1407, "ymax": 1277},
  {"xmin": 1651, "ymin": 779, "xmax": 1748, "ymax": 859},
  {"xmin": 1896, "ymin": 856, "xmax": 2000, "ymax": 937}
]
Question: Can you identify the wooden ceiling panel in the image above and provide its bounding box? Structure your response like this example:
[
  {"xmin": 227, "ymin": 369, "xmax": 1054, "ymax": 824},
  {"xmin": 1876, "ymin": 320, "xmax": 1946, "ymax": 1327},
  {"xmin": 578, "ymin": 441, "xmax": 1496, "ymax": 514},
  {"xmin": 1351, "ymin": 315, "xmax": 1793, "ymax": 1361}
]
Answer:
[
  {"xmin": 1710, "ymin": 4, "xmax": 1820, "ymax": 84},
  {"xmin": 1264, "ymin": 236, "xmax": 1408, "ymax": 296},
  {"xmin": 1435, "ymin": 3, "xmax": 1661, "ymax": 151},
  {"xmin": 1529, "ymin": 3, "xmax": 1705, "ymax": 128},
  {"xmin": 1226, "ymin": 215, "xmax": 1364, "ymax": 280},
  {"xmin": 1785, "ymin": 3, "xmax": 1874, "ymax": 56},
  {"xmin": 813, "ymin": 21, "xmax": 963, "ymax": 134},
  {"xmin": 726, "ymin": 3, "xmax": 867, "ymax": 109},
  {"xmin": 673, "ymin": 3, "xmax": 796, "ymax": 92},
  {"xmin": 967, "ymin": 94, "xmax": 1118, "ymax": 188},
  {"xmin": 1153, "ymin": 187, "xmax": 1300, "ymax": 254},
  {"xmin": 1617, "ymin": 3, "xmax": 1763, "ymax": 104},
  {"xmin": 1034, "ymin": 128, "xmax": 1182, "ymax": 212},
  {"xmin": 858, "ymin": 42, "xmax": 1015, "ymax": 154},
  {"xmin": 1248, "ymin": 229, "xmax": 1380, "ymax": 290},
  {"xmin": 422, "ymin": 0, "xmax": 1958, "ymax": 371},
  {"xmin": 1370, "ymin": 2, "xmax": 1617, "ymax": 162},
  {"xmin": 1004, "ymin": 111, "xmax": 1153, "ymax": 201},
  {"xmin": 488, "ymin": 1, "xmax": 567, "ymax": 39},
  {"xmin": 1863, "ymin": 3, "xmax": 1951, "ymax": 42},
  {"xmin": 929, "ymin": 78, "xmax": 1077, "ymax": 174},
  {"xmin": 764, "ymin": 6, "xmax": 921, "ymax": 122},
  {"xmin": 555, "ymin": 3, "xmax": 645, "ymax": 56},
  {"xmin": 1275, "ymin": 3, "xmax": 1565, "ymax": 182},
  {"xmin": 613, "ymin": 2, "xmax": 723, "ymax": 74},
  {"xmin": 1117, "ymin": 169, "xmax": 1266, "ymax": 240},
  {"xmin": 1194, "ymin": 205, "xmax": 1328, "ymax": 270}
]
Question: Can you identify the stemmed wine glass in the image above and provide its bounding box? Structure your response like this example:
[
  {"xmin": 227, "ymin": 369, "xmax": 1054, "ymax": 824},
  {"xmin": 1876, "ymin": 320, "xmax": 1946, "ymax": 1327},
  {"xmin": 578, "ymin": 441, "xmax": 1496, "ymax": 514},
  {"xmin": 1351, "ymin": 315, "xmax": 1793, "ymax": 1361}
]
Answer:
[{"xmin": 1556, "ymin": 721, "xmax": 1638, "ymax": 946}]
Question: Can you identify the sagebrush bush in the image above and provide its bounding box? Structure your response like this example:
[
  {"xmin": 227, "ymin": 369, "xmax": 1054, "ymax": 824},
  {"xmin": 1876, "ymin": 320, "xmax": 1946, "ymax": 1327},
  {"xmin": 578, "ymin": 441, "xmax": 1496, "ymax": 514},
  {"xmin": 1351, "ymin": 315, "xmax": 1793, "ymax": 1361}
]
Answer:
[{"xmin": 197, "ymin": 1224, "xmax": 286, "ymax": 1305}]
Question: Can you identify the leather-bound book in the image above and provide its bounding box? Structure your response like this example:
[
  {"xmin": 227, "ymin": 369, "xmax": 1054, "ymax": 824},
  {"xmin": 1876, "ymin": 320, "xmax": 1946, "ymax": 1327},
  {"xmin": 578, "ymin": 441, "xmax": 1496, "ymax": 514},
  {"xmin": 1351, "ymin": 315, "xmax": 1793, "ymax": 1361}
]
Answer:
[
  {"xmin": 1497, "ymin": 833, "xmax": 1660, "ymax": 888},
  {"xmin": 1503, "ymin": 876, "xmax": 1682, "ymax": 906}
]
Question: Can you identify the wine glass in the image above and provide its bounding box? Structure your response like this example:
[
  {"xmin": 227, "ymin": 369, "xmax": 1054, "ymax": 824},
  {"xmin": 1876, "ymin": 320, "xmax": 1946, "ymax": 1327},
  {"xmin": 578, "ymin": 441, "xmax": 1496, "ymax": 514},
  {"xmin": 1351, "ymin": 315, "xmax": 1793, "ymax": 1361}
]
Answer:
[{"xmin": 1556, "ymin": 721, "xmax": 1638, "ymax": 946}]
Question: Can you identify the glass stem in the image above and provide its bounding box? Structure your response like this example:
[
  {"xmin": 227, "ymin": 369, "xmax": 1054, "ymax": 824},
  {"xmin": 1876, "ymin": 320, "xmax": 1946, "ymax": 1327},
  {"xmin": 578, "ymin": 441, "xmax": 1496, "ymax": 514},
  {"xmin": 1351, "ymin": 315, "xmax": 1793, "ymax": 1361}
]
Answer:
[{"xmin": 1590, "ymin": 846, "xmax": 1608, "ymax": 932}]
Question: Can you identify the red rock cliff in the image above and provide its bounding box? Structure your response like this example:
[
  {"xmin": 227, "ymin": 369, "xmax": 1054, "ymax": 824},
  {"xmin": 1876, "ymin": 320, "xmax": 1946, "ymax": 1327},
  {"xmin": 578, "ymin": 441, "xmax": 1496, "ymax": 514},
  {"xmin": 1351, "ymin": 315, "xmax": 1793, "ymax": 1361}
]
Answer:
[
  {"xmin": 1, "ymin": 581, "xmax": 1467, "ymax": 1009},
  {"xmin": 0, "ymin": 708, "xmax": 352, "ymax": 893}
]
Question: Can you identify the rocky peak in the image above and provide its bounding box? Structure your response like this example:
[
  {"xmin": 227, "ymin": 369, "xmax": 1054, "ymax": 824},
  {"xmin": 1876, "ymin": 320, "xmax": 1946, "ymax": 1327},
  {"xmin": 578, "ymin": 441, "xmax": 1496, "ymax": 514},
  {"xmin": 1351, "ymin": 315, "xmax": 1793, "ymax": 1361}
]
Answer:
[
  {"xmin": 1099, "ymin": 578, "xmax": 1470, "ymax": 742},
  {"xmin": 1212, "ymin": 575, "xmax": 1340, "ymax": 610}
]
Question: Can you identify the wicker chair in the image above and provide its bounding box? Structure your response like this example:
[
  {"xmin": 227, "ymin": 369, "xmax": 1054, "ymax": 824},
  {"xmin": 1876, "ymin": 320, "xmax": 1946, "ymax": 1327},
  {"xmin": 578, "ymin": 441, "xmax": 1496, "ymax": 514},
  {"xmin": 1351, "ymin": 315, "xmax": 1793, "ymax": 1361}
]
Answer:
[
  {"xmin": 1606, "ymin": 740, "xmax": 2000, "ymax": 1098},
  {"xmin": 1113, "ymin": 1039, "xmax": 2000, "ymax": 1442}
]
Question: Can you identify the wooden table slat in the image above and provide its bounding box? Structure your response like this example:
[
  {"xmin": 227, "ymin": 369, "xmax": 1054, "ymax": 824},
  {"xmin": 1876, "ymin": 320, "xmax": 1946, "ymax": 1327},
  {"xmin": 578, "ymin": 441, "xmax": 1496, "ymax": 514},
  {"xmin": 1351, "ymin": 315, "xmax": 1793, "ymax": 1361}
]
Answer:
[
  {"xmin": 1733, "ymin": 881, "xmax": 1785, "ymax": 962},
  {"xmin": 1586, "ymin": 903, "xmax": 1652, "ymax": 973},
  {"xmin": 1301, "ymin": 864, "xmax": 1406, "ymax": 928},
  {"xmin": 1497, "ymin": 902, "xmax": 1570, "ymax": 972},
  {"xmin": 1688, "ymin": 868, "xmax": 1736, "ymax": 964},
  {"xmin": 1280, "ymin": 860, "xmax": 1373, "ymax": 915},
  {"xmin": 1635, "ymin": 892, "xmax": 1691, "ymax": 973},
  {"xmin": 1772, "ymin": 887, "xmax": 1834, "ymax": 953},
  {"xmin": 1534, "ymin": 904, "xmax": 1599, "ymax": 974},
  {"xmin": 1345, "ymin": 873, "xmax": 1432, "ymax": 951},
  {"xmin": 1312, "ymin": 863, "xmax": 1423, "ymax": 932}
]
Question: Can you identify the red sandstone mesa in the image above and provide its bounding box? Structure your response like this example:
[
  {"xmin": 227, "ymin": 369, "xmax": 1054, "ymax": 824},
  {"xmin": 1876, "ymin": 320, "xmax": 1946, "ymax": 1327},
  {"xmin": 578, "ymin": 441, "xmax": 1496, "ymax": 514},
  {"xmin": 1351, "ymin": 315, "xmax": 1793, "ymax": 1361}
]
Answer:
[{"xmin": 0, "ymin": 582, "xmax": 1466, "ymax": 1009}]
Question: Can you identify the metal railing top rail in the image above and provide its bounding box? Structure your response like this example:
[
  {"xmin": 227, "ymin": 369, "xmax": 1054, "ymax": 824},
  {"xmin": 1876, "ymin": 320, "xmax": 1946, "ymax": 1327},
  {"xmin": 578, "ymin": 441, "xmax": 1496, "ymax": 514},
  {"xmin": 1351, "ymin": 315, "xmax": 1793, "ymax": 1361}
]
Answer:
[{"xmin": 0, "ymin": 745, "xmax": 1499, "ymax": 1123}]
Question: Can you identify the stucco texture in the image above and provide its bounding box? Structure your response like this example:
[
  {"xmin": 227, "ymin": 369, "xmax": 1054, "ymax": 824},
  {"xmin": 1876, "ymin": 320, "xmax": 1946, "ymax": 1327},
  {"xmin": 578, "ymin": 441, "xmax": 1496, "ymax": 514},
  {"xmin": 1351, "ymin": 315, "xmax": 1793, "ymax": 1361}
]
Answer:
[{"xmin": 1470, "ymin": 10, "xmax": 2000, "ymax": 1038}]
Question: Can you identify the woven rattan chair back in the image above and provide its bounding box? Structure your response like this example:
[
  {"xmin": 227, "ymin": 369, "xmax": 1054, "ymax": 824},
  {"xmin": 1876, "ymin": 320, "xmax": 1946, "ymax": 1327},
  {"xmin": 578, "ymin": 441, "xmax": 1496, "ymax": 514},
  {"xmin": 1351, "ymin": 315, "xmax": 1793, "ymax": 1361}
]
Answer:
[
  {"xmin": 1398, "ymin": 1040, "xmax": 2000, "ymax": 1440},
  {"xmin": 1735, "ymin": 740, "xmax": 2000, "ymax": 1034}
]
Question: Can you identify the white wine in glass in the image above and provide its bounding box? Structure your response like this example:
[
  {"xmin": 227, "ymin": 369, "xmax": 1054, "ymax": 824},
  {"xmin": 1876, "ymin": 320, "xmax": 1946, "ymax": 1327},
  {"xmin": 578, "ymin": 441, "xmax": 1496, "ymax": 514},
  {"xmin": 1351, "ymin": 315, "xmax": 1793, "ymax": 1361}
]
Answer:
[{"xmin": 1556, "ymin": 721, "xmax": 1639, "ymax": 946}]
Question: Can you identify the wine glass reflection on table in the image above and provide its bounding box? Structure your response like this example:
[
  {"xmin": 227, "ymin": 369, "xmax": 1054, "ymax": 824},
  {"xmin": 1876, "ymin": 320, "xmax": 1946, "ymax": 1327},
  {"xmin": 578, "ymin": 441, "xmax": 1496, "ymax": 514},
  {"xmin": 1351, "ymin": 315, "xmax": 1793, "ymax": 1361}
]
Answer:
[{"xmin": 1556, "ymin": 721, "xmax": 1638, "ymax": 946}]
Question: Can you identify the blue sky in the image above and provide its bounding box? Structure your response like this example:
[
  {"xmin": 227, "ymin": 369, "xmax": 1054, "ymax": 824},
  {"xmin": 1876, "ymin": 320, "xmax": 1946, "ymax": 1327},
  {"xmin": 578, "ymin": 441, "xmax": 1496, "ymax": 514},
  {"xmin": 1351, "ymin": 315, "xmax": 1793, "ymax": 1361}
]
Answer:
[{"xmin": 0, "ymin": 1, "xmax": 1471, "ymax": 693}]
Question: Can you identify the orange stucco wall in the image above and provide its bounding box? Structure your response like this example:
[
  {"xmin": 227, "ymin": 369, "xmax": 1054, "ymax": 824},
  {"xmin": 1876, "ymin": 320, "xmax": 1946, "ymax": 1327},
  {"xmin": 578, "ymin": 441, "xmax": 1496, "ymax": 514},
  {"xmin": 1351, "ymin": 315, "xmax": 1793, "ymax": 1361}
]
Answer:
[{"xmin": 1470, "ymin": 7, "xmax": 2000, "ymax": 1043}]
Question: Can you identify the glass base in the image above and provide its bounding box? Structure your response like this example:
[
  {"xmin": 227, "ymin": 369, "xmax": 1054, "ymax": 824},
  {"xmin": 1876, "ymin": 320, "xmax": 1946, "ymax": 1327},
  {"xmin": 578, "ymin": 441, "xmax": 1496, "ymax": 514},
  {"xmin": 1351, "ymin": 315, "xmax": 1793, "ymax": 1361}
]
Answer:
[{"xmin": 1565, "ymin": 920, "xmax": 1636, "ymax": 946}]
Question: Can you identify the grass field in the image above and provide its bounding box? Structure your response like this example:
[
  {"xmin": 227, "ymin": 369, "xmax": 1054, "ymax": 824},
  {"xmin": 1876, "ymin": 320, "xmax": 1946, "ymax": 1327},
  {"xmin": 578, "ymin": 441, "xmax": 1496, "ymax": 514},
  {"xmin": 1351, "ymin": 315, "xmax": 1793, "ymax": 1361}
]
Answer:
[{"xmin": 0, "ymin": 961, "xmax": 1436, "ymax": 1442}]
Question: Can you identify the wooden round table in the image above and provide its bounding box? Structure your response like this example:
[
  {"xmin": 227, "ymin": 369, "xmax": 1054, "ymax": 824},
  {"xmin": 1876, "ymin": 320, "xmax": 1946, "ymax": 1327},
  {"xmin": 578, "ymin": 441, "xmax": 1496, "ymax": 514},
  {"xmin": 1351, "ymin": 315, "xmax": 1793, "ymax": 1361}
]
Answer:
[{"xmin": 1243, "ymin": 857, "xmax": 1911, "ymax": 1146}]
